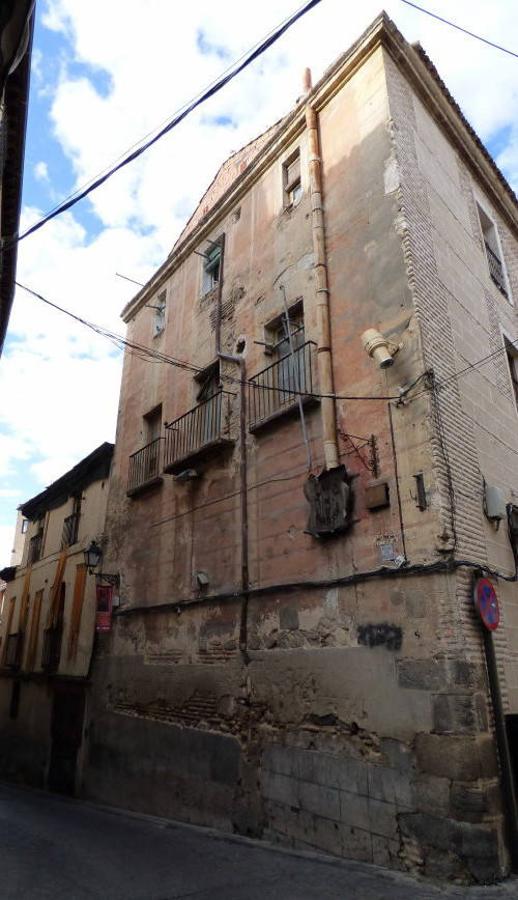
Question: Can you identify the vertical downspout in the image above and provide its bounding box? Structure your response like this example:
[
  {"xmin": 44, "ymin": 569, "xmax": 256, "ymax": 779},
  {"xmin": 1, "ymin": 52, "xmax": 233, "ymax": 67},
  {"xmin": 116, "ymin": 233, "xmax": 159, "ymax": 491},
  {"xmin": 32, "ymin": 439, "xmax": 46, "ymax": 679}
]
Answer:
[
  {"xmin": 214, "ymin": 234, "xmax": 226, "ymax": 355},
  {"xmin": 214, "ymin": 236, "xmax": 249, "ymax": 661},
  {"xmin": 305, "ymin": 98, "xmax": 340, "ymax": 471}
]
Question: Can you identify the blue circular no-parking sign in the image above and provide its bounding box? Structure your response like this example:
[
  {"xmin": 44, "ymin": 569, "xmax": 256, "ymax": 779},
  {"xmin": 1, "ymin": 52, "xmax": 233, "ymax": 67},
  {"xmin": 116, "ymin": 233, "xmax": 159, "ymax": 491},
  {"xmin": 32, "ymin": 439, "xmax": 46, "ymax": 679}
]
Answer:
[{"xmin": 474, "ymin": 578, "xmax": 500, "ymax": 631}]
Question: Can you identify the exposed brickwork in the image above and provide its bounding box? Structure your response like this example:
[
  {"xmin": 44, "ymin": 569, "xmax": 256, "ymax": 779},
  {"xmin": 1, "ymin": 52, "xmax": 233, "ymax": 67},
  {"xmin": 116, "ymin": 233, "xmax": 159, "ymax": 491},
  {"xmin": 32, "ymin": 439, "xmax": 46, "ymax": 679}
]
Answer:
[{"xmin": 80, "ymin": 27, "xmax": 518, "ymax": 886}]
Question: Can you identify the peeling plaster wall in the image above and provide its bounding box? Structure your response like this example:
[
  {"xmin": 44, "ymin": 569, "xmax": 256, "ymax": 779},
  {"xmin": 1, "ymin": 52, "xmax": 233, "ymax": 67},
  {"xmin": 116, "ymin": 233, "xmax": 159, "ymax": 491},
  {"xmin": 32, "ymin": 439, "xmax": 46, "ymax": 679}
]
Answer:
[{"xmin": 84, "ymin": 42, "xmax": 514, "ymax": 884}]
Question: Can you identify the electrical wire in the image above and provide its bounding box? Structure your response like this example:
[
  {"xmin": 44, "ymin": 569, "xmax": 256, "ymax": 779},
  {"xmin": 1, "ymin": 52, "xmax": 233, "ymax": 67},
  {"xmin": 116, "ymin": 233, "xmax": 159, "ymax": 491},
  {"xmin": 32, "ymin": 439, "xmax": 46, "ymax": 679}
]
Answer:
[
  {"xmin": 400, "ymin": 1, "xmax": 518, "ymax": 59},
  {"xmin": 408, "ymin": 334, "xmax": 518, "ymax": 404},
  {"xmin": 17, "ymin": 281, "xmax": 413, "ymax": 402},
  {"xmin": 6, "ymin": 0, "xmax": 323, "ymax": 250},
  {"xmin": 15, "ymin": 282, "xmax": 201, "ymax": 374},
  {"xmin": 115, "ymin": 557, "xmax": 516, "ymax": 617},
  {"xmin": 30, "ymin": 3, "xmax": 316, "ymax": 225}
]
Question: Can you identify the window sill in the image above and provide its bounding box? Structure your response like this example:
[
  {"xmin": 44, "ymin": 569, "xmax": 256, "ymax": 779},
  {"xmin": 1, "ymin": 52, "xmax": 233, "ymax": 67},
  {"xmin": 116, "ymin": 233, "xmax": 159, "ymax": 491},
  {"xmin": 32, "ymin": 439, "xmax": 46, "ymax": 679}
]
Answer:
[
  {"xmin": 249, "ymin": 394, "xmax": 319, "ymax": 433},
  {"xmin": 126, "ymin": 475, "xmax": 163, "ymax": 498},
  {"xmin": 164, "ymin": 437, "xmax": 234, "ymax": 475}
]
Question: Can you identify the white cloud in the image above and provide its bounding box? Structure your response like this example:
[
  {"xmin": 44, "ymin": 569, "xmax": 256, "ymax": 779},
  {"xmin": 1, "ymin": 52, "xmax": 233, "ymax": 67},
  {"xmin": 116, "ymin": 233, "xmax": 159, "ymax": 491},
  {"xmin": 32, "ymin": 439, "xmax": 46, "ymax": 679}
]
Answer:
[
  {"xmin": 34, "ymin": 161, "xmax": 49, "ymax": 182},
  {"xmin": 2, "ymin": 0, "xmax": 517, "ymax": 539},
  {"xmin": 0, "ymin": 524, "xmax": 16, "ymax": 569}
]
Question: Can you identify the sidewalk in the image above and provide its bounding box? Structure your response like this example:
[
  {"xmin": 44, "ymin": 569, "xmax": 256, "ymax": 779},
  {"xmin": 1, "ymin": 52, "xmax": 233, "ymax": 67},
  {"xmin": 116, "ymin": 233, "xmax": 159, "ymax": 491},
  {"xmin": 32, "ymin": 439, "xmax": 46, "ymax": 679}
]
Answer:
[{"xmin": 0, "ymin": 782, "xmax": 516, "ymax": 899}]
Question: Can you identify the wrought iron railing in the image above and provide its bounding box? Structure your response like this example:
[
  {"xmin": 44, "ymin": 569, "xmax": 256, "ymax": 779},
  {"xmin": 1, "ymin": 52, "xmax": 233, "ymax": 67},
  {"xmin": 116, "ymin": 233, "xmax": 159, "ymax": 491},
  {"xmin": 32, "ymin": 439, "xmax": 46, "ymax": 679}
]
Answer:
[
  {"xmin": 27, "ymin": 532, "xmax": 43, "ymax": 566},
  {"xmin": 485, "ymin": 241, "xmax": 508, "ymax": 297},
  {"xmin": 41, "ymin": 626, "xmax": 63, "ymax": 672},
  {"xmin": 164, "ymin": 390, "xmax": 232, "ymax": 472},
  {"xmin": 61, "ymin": 512, "xmax": 80, "ymax": 548},
  {"xmin": 128, "ymin": 437, "xmax": 164, "ymax": 493},
  {"xmin": 248, "ymin": 340, "xmax": 317, "ymax": 429},
  {"xmin": 4, "ymin": 632, "xmax": 23, "ymax": 669}
]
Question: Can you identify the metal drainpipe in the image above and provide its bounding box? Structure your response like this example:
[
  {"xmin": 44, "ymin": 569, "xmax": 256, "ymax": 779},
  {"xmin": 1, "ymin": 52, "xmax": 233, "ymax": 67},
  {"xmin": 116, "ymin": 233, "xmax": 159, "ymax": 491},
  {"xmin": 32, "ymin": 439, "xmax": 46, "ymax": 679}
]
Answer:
[
  {"xmin": 214, "ymin": 234, "xmax": 226, "ymax": 355},
  {"xmin": 305, "ymin": 103, "xmax": 339, "ymax": 471},
  {"xmin": 218, "ymin": 351, "xmax": 250, "ymax": 662},
  {"xmin": 215, "ymin": 247, "xmax": 249, "ymax": 661}
]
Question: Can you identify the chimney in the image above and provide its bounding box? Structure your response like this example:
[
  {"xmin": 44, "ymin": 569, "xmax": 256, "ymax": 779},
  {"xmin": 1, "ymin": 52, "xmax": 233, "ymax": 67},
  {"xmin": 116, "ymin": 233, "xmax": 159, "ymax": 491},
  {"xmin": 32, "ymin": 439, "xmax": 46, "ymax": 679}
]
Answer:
[{"xmin": 302, "ymin": 67, "xmax": 312, "ymax": 95}]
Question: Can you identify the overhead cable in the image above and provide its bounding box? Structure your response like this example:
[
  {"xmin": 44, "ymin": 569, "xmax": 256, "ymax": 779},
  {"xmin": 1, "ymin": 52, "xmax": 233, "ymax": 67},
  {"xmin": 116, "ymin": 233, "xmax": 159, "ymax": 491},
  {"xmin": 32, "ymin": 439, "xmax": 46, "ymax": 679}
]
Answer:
[
  {"xmin": 32, "ymin": 2, "xmax": 319, "ymax": 225},
  {"xmin": 400, "ymin": 1, "xmax": 518, "ymax": 59},
  {"xmin": 8, "ymin": 0, "xmax": 323, "ymax": 249},
  {"xmin": 16, "ymin": 281, "xmax": 411, "ymax": 402}
]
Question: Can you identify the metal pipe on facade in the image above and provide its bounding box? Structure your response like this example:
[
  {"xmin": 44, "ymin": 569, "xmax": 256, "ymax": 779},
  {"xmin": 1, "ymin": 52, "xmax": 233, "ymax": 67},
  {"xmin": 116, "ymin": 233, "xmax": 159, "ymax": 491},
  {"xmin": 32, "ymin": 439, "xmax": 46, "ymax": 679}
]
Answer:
[
  {"xmin": 218, "ymin": 352, "xmax": 250, "ymax": 661},
  {"xmin": 213, "ymin": 230, "xmax": 249, "ymax": 659},
  {"xmin": 305, "ymin": 103, "xmax": 339, "ymax": 471},
  {"xmin": 214, "ymin": 234, "xmax": 226, "ymax": 356}
]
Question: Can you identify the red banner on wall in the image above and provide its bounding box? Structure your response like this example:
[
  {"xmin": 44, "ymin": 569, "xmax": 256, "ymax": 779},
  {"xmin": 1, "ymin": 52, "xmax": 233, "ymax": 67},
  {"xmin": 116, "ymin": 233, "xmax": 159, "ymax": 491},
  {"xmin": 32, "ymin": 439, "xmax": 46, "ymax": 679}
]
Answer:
[{"xmin": 95, "ymin": 584, "xmax": 113, "ymax": 632}]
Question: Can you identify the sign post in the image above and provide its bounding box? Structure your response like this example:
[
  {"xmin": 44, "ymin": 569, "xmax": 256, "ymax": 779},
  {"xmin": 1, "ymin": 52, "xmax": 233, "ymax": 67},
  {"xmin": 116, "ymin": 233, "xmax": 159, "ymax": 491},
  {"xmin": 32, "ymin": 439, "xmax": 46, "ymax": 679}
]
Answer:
[{"xmin": 473, "ymin": 576, "xmax": 518, "ymax": 870}]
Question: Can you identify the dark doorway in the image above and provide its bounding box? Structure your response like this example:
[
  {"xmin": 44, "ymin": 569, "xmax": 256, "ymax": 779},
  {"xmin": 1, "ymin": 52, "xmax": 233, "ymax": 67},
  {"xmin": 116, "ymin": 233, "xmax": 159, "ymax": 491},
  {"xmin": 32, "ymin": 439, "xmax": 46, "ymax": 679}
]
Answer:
[{"xmin": 48, "ymin": 683, "xmax": 86, "ymax": 795}]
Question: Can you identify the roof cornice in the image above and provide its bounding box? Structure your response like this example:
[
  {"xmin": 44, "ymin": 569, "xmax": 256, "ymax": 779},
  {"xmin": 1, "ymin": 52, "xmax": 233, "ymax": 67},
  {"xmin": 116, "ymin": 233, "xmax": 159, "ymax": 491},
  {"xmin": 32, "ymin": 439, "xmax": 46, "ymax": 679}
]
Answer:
[{"xmin": 122, "ymin": 11, "xmax": 517, "ymax": 323}]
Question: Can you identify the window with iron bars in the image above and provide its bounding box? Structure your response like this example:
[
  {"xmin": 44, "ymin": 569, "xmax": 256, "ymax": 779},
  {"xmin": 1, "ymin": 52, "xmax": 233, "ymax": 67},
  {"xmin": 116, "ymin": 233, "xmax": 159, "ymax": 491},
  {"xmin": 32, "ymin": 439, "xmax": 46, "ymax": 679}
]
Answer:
[
  {"xmin": 477, "ymin": 203, "xmax": 509, "ymax": 299},
  {"xmin": 61, "ymin": 495, "xmax": 81, "ymax": 548}
]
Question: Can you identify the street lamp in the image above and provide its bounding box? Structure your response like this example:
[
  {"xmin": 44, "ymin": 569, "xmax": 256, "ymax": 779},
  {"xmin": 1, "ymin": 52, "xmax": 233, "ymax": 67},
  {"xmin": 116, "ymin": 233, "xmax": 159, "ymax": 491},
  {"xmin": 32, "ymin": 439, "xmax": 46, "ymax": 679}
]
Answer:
[{"xmin": 84, "ymin": 540, "xmax": 102, "ymax": 574}]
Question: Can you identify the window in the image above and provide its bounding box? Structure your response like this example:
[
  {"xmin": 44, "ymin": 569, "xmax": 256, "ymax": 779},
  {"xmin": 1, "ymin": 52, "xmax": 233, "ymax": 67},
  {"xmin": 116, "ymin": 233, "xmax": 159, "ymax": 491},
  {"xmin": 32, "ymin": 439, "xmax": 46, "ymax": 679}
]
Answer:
[
  {"xmin": 41, "ymin": 582, "xmax": 65, "ymax": 672},
  {"xmin": 195, "ymin": 363, "xmax": 221, "ymax": 446},
  {"xmin": 27, "ymin": 518, "xmax": 44, "ymax": 565},
  {"xmin": 477, "ymin": 204, "xmax": 509, "ymax": 299},
  {"xmin": 141, "ymin": 405, "xmax": 162, "ymax": 481},
  {"xmin": 265, "ymin": 301, "xmax": 305, "ymax": 356},
  {"xmin": 62, "ymin": 494, "xmax": 81, "ymax": 548},
  {"xmin": 21, "ymin": 519, "xmax": 28, "ymax": 534},
  {"xmin": 144, "ymin": 404, "xmax": 162, "ymax": 443},
  {"xmin": 505, "ymin": 339, "xmax": 518, "ymax": 411},
  {"xmin": 283, "ymin": 149, "xmax": 302, "ymax": 208},
  {"xmin": 202, "ymin": 241, "xmax": 222, "ymax": 295},
  {"xmin": 152, "ymin": 291, "xmax": 166, "ymax": 337}
]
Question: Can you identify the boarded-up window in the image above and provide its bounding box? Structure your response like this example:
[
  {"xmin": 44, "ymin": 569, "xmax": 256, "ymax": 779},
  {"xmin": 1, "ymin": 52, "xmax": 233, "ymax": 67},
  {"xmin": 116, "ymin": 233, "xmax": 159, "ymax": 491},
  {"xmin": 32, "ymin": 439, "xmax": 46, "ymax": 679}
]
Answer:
[
  {"xmin": 26, "ymin": 589, "xmax": 43, "ymax": 671},
  {"xmin": 67, "ymin": 564, "xmax": 87, "ymax": 661}
]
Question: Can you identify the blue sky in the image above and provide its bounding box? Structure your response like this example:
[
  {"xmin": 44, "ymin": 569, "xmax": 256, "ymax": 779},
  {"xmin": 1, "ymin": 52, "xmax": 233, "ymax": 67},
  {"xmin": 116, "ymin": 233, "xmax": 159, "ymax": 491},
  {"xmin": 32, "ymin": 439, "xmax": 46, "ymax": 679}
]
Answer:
[{"xmin": 0, "ymin": 0, "xmax": 517, "ymax": 565}]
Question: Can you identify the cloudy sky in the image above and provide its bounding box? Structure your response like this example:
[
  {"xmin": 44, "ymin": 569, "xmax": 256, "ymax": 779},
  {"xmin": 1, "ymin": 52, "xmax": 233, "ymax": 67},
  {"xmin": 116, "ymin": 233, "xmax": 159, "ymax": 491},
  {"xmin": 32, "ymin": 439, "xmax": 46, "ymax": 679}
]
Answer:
[{"xmin": 0, "ymin": 0, "xmax": 517, "ymax": 564}]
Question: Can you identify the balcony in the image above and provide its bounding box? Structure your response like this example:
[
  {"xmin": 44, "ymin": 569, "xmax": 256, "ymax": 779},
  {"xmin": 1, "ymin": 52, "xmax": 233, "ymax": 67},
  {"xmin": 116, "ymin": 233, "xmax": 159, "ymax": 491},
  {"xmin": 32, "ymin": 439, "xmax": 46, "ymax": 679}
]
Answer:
[
  {"xmin": 164, "ymin": 390, "xmax": 234, "ymax": 474},
  {"xmin": 27, "ymin": 532, "xmax": 43, "ymax": 566},
  {"xmin": 41, "ymin": 626, "xmax": 63, "ymax": 673},
  {"xmin": 248, "ymin": 340, "xmax": 318, "ymax": 431},
  {"xmin": 485, "ymin": 241, "xmax": 508, "ymax": 298},
  {"xmin": 61, "ymin": 512, "xmax": 80, "ymax": 548},
  {"xmin": 4, "ymin": 632, "xmax": 23, "ymax": 669},
  {"xmin": 127, "ymin": 437, "xmax": 164, "ymax": 497}
]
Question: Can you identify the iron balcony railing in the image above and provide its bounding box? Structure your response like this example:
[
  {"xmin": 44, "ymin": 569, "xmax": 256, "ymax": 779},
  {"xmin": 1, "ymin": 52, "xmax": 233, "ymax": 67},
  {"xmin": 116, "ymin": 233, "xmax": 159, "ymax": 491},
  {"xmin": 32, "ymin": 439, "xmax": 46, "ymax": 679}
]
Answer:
[
  {"xmin": 164, "ymin": 390, "xmax": 233, "ymax": 473},
  {"xmin": 485, "ymin": 241, "xmax": 508, "ymax": 297},
  {"xmin": 41, "ymin": 626, "xmax": 63, "ymax": 672},
  {"xmin": 61, "ymin": 512, "xmax": 80, "ymax": 548},
  {"xmin": 4, "ymin": 632, "xmax": 23, "ymax": 669},
  {"xmin": 248, "ymin": 340, "xmax": 317, "ymax": 429},
  {"xmin": 128, "ymin": 437, "xmax": 164, "ymax": 494},
  {"xmin": 27, "ymin": 532, "xmax": 43, "ymax": 566}
]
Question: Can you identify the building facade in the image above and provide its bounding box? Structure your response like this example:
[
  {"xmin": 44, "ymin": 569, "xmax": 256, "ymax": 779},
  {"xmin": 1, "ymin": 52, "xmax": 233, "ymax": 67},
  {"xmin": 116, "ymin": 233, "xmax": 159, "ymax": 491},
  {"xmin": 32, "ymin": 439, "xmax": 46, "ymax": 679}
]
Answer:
[
  {"xmin": 0, "ymin": 442, "xmax": 113, "ymax": 794},
  {"xmin": 85, "ymin": 16, "xmax": 518, "ymax": 883}
]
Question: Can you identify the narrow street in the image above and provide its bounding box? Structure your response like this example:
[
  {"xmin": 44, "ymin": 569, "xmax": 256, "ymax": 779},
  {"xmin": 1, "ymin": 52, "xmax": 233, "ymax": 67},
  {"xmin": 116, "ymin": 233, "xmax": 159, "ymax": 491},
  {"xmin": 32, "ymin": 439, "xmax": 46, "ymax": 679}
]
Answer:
[{"xmin": 0, "ymin": 783, "xmax": 516, "ymax": 900}]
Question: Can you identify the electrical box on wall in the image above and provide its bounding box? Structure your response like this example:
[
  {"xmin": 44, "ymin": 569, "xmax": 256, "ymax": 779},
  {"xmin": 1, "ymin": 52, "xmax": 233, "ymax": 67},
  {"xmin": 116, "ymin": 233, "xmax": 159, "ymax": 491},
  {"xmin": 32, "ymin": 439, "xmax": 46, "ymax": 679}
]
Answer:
[
  {"xmin": 484, "ymin": 483, "xmax": 506, "ymax": 522},
  {"xmin": 365, "ymin": 480, "xmax": 390, "ymax": 511}
]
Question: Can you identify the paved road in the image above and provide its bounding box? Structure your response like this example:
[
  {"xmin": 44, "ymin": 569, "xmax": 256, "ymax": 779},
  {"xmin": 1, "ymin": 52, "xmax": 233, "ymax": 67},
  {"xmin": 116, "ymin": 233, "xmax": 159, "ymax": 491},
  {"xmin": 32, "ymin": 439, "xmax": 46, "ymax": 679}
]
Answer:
[{"xmin": 1, "ymin": 783, "xmax": 517, "ymax": 899}]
